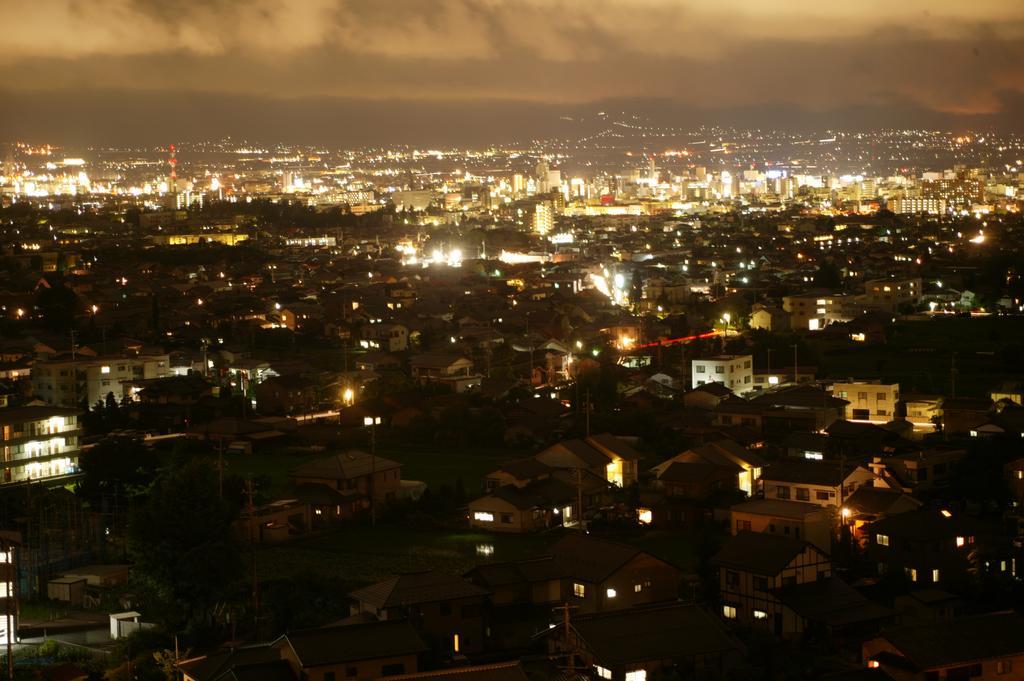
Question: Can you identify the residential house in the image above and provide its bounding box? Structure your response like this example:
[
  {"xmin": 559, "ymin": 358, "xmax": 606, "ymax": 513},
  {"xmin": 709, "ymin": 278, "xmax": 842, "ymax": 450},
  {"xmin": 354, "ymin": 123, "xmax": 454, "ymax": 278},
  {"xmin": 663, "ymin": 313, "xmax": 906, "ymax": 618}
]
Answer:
[
  {"xmin": 729, "ymin": 498, "xmax": 833, "ymax": 552},
  {"xmin": 466, "ymin": 534, "xmax": 682, "ymax": 616},
  {"xmin": 864, "ymin": 613, "xmax": 1024, "ymax": 681},
  {"xmin": 372, "ymin": 662, "xmax": 529, "ymax": 681},
  {"xmin": 652, "ymin": 439, "xmax": 766, "ymax": 495},
  {"xmin": 680, "ymin": 382, "xmax": 733, "ymax": 411},
  {"xmin": 468, "ymin": 469, "xmax": 611, "ymax": 533},
  {"xmin": 713, "ymin": 532, "xmax": 890, "ymax": 638},
  {"xmin": 867, "ymin": 448, "xmax": 965, "ymax": 493},
  {"xmin": 749, "ymin": 305, "xmax": 790, "ymax": 332},
  {"xmin": 761, "ymin": 459, "xmax": 878, "ymax": 509},
  {"xmin": 941, "ymin": 398, "xmax": 993, "ymax": 435},
  {"xmin": 349, "ymin": 572, "xmax": 489, "ymax": 657},
  {"xmin": 866, "ymin": 508, "xmax": 981, "ymax": 588},
  {"xmin": 534, "ymin": 433, "xmax": 642, "ymax": 488},
  {"xmin": 274, "ymin": 620, "xmax": 428, "ymax": 681},
  {"xmin": 291, "ymin": 450, "xmax": 402, "ymax": 514},
  {"xmin": 841, "ymin": 486, "xmax": 922, "ymax": 542},
  {"xmin": 362, "ymin": 323, "xmax": 409, "ymax": 353},
  {"xmin": 546, "ymin": 603, "xmax": 743, "ymax": 681},
  {"xmin": 409, "ymin": 354, "xmax": 481, "ymax": 393}
]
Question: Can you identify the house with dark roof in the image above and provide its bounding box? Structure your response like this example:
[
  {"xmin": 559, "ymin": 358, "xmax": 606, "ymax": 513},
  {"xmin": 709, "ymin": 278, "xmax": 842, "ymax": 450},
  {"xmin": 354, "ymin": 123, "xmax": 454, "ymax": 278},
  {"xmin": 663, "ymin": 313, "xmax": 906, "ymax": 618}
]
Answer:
[
  {"xmin": 534, "ymin": 433, "xmax": 642, "ymax": 487},
  {"xmin": 291, "ymin": 450, "xmax": 402, "ymax": 520},
  {"xmin": 842, "ymin": 486, "xmax": 921, "ymax": 542},
  {"xmin": 180, "ymin": 644, "xmax": 288, "ymax": 681},
  {"xmin": 865, "ymin": 508, "xmax": 983, "ymax": 588},
  {"xmin": 466, "ymin": 534, "xmax": 682, "ymax": 616},
  {"xmin": 468, "ymin": 468, "xmax": 612, "ymax": 533},
  {"xmin": 729, "ymin": 498, "xmax": 833, "ymax": 551},
  {"xmin": 712, "ymin": 531, "xmax": 888, "ymax": 638},
  {"xmin": 545, "ymin": 602, "xmax": 744, "ymax": 681},
  {"xmin": 864, "ymin": 612, "xmax": 1024, "ymax": 681},
  {"xmin": 761, "ymin": 459, "xmax": 879, "ymax": 509},
  {"xmin": 348, "ymin": 572, "xmax": 489, "ymax": 657},
  {"xmin": 273, "ymin": 620, "xmax": 428, "ymax": 681},
  {"xmin": 866, "ymin": 448, "xmax": 966, "ymax": 493},
  {"xmin": 371, "ymin": 662, "xmax": 528, "ymax": 681},
  {"xmin": 651, "ymin": 439, "xmax": 766, "ymax": 496}
]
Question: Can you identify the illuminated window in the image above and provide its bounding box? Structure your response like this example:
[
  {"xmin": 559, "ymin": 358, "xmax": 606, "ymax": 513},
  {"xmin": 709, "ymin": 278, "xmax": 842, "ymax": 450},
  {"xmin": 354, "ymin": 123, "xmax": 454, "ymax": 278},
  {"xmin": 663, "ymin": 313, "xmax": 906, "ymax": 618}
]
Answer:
[
  {"xmin": 100, "ymin": 366, "xmax": 110, "ymax": 374},
  {"xmin": 452, "ymin": 634, "xmax": 460, "ymax": 653},
  {"xmin": 722, "ymin": 605, "xmax": 737, "ymax": 619},
  {"xmin": 594, "ymin": 666, "xmax": 612, "ymax": 680},
  {"xmin": 634, "ymin": 583, "xmax": 642, "ymax": 593},
  {"xmin": 906, "ymin": 568, "xmax": 918, "ymax": 582},
  {"xmin": 876, "ymin": 534, "xmax": 889, "ymax": 547},
  {"xmin": 573, "ymin": 583, "xmax": 586, "ymax": 598},
  {"xmin": 606, "ymin": 588, "xmax": 617, "ymax": 598},
  {"xmin": 932, "ymin": 569, "xmax": 940, "ymax": 582},
  {"xmin": 473, "ymin": 511, "xmax": 494, "ymax": 522},
  {"xmin": 637, "ymin": 508, "xmax": 652, "ymax": 525},
  {"xmin": 753, "ymin": 610, "xmax": 767, "ymax": 620},
  {"xmin": 625, "ymin": 671, "xmax": 646, "ymax": 681},
  {"xmin": 956, "ymin": 536, "xmax": 965, "ymax": 547}
]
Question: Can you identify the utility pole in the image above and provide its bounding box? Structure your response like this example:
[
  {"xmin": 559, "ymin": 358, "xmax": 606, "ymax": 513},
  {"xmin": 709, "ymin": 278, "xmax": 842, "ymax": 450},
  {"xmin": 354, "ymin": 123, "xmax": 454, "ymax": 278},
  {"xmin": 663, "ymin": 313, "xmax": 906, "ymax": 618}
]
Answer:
[
  {"xmin": 217, "ymin": 440, "xmax": 225, "ymax": 500},
  {"xmin": 552, "ymin": 602, "xmax": 579, "ymax": 675},
  {"xmin": 791, "ymin": 344, "xmax": 799, "ymax": 384},
  {"xmin": 584, "ymin": 389, "xmax": 591, "ymax": 437},
  {"xmin": 766, "ymin": 348, "xmax": 772, "ymax": 377},
  {"xmin": 950, "ymin": 353, "xmax": 958, "ymax": 399},
  {"xmin": 243, "ymin": 478, "xmax": 259, "ymax": 629},
  {"xmin": 364, "ymin": 417, "xmax": 381, "ymax": 526},
  {"xmin": 575, "ymin": 468, "xmax": 584, "ymax": 532}
]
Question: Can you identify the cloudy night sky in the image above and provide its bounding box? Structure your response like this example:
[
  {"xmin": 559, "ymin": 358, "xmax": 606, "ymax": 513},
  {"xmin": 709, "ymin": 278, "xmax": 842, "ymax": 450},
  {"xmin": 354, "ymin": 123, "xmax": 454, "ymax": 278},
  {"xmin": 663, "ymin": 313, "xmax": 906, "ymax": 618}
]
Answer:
[{"xmin": 4, "ymin": 0, "xmax": 1024, "ymax": 144}]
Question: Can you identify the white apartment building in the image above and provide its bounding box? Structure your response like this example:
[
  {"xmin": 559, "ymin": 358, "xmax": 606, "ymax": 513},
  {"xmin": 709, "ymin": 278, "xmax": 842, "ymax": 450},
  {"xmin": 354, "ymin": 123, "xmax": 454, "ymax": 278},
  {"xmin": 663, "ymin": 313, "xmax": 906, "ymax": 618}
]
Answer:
[
  {"xmin": 32, "ymin": 353, "xmax": 172, "ymax": 408},
  {"xmin": 692, "ymin": 355, "xmax": 753, "ymax": 394},
  {"xmin": 831, "ymin": 380, "xmax": 900, "ymax": 422}
]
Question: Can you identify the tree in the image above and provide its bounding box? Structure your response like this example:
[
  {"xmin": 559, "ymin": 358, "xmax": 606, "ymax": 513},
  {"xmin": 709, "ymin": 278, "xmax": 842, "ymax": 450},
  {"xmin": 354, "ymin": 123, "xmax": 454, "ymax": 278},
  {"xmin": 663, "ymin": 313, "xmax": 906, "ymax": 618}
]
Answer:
[
  {"xmin": 36, "ymin": 282, "xmax": 80, "ymax": 332},
  {"xmin": 76, "ymin": 436, "xmax": 156, "ymax": 509},
  {"xmin": 128, "ymin": 459, "xmax": 243, "ymax": 631},
  {"xmin": 812, "ymin": 260, "xmax": 842, "ymax": 289}
]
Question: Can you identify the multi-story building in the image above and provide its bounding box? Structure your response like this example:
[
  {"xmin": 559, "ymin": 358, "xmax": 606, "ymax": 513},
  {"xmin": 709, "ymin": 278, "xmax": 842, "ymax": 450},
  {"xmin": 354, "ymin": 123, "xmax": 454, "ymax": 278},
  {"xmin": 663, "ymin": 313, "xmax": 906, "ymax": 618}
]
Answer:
[
  {"xmin": 863, "ymin": 277, "xmax": 922, "ymax": 312},
  {"xmin": 0, "ymin": 533, "xmax": 17, "ymax": 645},
  {"xmin": 31, "ymin": 353, "xmax": 172, "ymax": 408},
  {"xmin": 888, "ymin": 197, "xmax": 947, "ymax": 215},
  {"xmin": 691, "ymin": 354, "xmax": 753, "ymax": 394},
  {"xmin": 0, "ymin": 406, "xmax": 81, "ymax": 484},
  {"xmin": 782, "ymin": 293, "xmax": 853, "ymax": 331},
  {"xmin": 831, "ymin": 380, "xmax": 900, "ymax": 421}
]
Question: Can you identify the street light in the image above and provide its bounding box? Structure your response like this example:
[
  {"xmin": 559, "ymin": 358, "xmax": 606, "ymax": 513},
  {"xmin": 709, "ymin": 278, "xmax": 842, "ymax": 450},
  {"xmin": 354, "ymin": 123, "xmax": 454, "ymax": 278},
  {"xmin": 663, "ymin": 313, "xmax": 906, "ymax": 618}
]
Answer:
[{"xmin": 363, "ymin": 416, "xmax": 382, "ymax": 526}]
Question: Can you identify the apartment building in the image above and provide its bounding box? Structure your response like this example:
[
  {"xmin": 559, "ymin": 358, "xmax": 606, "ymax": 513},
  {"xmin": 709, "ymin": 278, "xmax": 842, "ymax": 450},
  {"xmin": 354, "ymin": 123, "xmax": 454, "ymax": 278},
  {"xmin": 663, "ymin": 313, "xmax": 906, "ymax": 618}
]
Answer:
[
  {"xmin": 692, "ymin": 355, "xmax": 753, "ymax": 394},
  {"xmin": 31, "ymin": 353, "xmax": 172, "ymax": 408},
  {"xmin": 0, "ymin": 406, "xmax": 81, "ymax": 484}
]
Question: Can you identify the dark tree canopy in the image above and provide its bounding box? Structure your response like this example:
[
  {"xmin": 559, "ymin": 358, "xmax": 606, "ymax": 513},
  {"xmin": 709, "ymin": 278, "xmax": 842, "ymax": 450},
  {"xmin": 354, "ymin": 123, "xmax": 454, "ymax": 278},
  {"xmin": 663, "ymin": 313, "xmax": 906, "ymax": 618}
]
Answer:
[{"xmin": 128, "ymin": 459, "xmax": 242, "ymax": 630}]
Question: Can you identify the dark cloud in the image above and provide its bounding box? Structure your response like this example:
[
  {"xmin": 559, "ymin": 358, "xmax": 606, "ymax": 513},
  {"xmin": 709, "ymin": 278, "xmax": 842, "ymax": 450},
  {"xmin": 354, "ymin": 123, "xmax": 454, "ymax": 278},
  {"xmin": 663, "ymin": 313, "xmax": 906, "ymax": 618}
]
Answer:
[{"xmin": 3, "ymin": 0, "xmax": 1023, "ymax": 142}]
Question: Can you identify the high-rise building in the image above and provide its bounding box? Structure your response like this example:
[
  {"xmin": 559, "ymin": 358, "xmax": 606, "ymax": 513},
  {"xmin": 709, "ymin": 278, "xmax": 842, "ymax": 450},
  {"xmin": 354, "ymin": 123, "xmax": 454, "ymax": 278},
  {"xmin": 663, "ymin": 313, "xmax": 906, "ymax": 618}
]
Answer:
[{"xmin": 533, "ymin": 200, "xmax": 554, "ymax": 235}]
